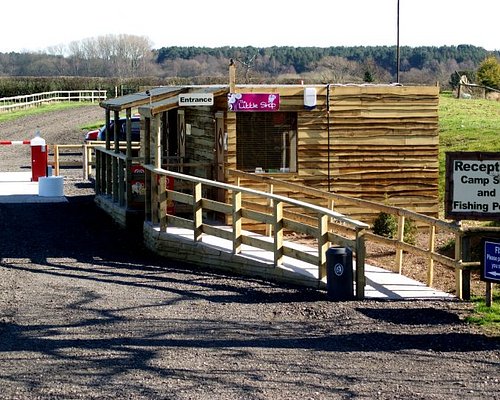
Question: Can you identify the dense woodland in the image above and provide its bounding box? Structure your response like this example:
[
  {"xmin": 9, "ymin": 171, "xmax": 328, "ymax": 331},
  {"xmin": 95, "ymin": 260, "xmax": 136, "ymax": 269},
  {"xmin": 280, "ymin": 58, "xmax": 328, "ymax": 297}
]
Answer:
[{"xmin": 0, "ymin": 34, "xmax": 499, "ymax": 96}]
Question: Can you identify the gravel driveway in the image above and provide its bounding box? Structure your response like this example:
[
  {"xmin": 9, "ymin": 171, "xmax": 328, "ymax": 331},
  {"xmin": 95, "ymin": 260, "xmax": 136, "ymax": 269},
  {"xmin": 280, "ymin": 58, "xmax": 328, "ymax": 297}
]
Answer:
[{"xmin": 0, "ymin": 106, "xmax": 499, "ymax": 399}]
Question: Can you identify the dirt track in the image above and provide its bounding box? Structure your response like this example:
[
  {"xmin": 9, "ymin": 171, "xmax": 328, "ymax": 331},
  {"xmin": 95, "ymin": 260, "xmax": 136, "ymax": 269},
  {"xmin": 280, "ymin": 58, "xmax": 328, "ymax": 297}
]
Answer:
[{"xmin": 0, "ymin": 106, "xmax": 499, "ymax": 399}]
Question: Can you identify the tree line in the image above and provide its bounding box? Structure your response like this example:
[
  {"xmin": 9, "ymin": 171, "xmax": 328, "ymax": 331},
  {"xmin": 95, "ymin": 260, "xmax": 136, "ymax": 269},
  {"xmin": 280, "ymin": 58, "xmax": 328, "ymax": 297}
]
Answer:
[{"xmin": 0, "ymin": 34, "xmax": 499, "ymax": 95}]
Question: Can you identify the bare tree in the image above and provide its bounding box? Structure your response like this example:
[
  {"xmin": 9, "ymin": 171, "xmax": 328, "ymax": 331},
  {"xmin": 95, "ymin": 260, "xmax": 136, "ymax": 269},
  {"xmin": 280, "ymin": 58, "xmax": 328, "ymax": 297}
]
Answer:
[
  {"xmin": 312, "ymin": 56, "xmax": 363, "ymax": 83},
  {"xmin": 65, "ymin": 34, "xmax": 155, "ymax": 77}
]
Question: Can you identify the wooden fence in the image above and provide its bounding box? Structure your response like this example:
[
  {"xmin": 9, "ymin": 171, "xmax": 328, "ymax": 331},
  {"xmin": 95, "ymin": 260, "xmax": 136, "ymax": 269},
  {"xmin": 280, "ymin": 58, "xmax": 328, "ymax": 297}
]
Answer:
[{"xmin": 0, "ymin": 90, "xmax": 107, "ymax": 112}]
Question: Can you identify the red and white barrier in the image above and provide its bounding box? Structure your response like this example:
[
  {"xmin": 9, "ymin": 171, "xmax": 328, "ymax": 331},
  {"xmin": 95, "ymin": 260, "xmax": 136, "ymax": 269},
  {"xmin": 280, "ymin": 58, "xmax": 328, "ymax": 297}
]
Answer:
[{"xmin": 0, "ymin": 140, "xmax": 30, "ymax": 145}]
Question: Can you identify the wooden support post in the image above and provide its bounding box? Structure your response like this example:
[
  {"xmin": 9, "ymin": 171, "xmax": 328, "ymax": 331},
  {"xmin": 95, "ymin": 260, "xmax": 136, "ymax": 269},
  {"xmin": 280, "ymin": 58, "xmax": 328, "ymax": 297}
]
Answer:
[
  {"xmin": 83, "ymin": 144, "xmax": 89, "ymax": 180},
  {"xmin": 144, "ymin": 117, "xmax": 152, "ymax": 222},
  {"xmin": 485, "ymin": 282, "xmax": 493, "ymax": 308},
  {"xmin": 395, "ymin": 215, "xmax": 405, "ymax": 274},
  {"xmin": 355, "ymin": 229, "xmax": 366, "ymax": 300},
  {"xmin": 53, "ymin": 145, "xmax": 60, "ymax": 176},
  {"xmin": 232, "ymin": 190, "xmax": 242, "ymax": 254},
  {"xmin": 273, "ymin": 201, "xmax": 284, "ymax": 266},
  {"xmin": 427, "ymin": 225, "xmax": 436, "ymax": 286},
  {"xmin": 154, "ymin": 114, "xmax": 162, "ymax": 169},
  {"xmin": 455, "ymin": 230, "xmax": 463, "ymax": 300},
  {"xmin": 193, "ymin": 182, "xmax": 203, "ymax": 242},
  {"xmin": 125, "ymin": 108, "xmax": 133, "ymax": 208},
  {"xmin": 318, "ymin": 214, "xmax": 329, "ymax": 281},
  {"xmin": 229, "ymin": 62, "xmax": 236, "ymax": 93},
  {"xmin": 105, "ymin": 109, "xmax": 111, "ymax": 151},
  {"xmin": 112, "ymin": 110, "xmax": 119, "ymax": 202}
]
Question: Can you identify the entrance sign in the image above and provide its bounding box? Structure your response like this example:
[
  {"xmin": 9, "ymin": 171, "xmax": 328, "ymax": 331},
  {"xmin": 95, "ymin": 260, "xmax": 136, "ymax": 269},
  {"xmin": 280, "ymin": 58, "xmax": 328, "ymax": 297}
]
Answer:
[
  {"xmin": 178, "ymin": 93, "xmax": 214, "ymax": 106},
  {"xmin": 445, "ymin": 152, "xmax": 500, "ymax": 220},
  {"xmin": 228, "ymin": 93, "xmax": 280, "ymax": 112},
  {"xmin": 481, "ymin": 239, "xmax": 500, "ymax": 283}
]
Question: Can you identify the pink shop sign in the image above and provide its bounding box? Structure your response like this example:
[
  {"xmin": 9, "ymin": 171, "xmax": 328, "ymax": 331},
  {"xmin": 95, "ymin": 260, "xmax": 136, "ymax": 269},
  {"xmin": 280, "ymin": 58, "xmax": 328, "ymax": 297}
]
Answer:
[{"xmin": 228, "ymin": 93, "xmax": 280, "ymax": 112}]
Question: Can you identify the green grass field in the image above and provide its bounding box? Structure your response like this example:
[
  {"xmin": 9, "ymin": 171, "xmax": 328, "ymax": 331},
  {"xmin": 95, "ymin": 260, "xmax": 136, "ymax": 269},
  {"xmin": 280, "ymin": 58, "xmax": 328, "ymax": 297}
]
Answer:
[{"xmin": 438, "ymin": 93, "xmax": 500, "ymax": 198}]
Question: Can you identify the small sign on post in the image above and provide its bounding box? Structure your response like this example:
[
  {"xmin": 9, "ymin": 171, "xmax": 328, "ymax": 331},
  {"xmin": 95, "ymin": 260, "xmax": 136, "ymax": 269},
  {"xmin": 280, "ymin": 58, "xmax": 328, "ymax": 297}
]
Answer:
[
  {"xmin": 445, "ymin": 152, "xmax": 500, "ymax": 220},
  {"xmin": 481, "ymin": 239, "xmax": 500, "ymax": 284}
]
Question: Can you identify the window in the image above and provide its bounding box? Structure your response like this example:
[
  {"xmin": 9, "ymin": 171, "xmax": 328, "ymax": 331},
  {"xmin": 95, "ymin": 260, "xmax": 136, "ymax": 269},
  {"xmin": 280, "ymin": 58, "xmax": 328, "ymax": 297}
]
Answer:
[{"xmin": 236, "ymin": 112, "xmax": 297, "ymax": 173}]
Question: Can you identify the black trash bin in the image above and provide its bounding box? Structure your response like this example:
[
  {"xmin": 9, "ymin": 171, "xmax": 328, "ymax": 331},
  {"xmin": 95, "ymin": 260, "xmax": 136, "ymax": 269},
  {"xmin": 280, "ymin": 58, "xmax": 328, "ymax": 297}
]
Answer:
[{"xmin": 326, "ymin": 246, "xmax": 354, "ymax": 300}]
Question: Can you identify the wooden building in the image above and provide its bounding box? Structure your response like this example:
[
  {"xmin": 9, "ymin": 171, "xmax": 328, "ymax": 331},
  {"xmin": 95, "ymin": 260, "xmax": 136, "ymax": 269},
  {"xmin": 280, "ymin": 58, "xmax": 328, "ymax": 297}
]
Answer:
[{"xmin": 96, "ymin": 83, "xmax": 439, "ymax": 227}]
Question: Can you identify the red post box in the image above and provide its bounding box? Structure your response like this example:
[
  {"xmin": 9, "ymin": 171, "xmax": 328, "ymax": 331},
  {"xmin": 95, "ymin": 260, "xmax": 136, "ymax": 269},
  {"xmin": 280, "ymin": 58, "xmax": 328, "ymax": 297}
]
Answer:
[{"xmin": 30, "ymin": 132, "xmax": 48, "ymax": 182}]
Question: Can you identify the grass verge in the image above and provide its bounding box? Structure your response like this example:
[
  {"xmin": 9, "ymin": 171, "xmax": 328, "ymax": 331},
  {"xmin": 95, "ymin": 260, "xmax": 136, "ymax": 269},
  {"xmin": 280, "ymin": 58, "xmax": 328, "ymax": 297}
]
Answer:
[{"xmin": 465, "ymin": 289, "xmax": 500, "ymax": 336}]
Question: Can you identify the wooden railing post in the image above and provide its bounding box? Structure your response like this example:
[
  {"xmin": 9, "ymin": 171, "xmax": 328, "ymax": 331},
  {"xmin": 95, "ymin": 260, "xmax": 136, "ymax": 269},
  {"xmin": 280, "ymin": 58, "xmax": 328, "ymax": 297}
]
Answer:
[
  {"xmin": 395, "ymin": 215, "xmax": 405, "ymax": 274},
  {"xmin": 95, "ymin": 150, "xmax": 101, "ymax": 195},
  {"xmin": 118, "ymin": 158, "xmax": 125, "ymax": 207},
  {"xmin": 151, "ymin": 172, "xmax": 159, "ymax": 224},
  {"xmin": 355, "ymin": 228, "xmax": 366, "ymax": 300},
  {"xmin": 159, "ymin": 174, "xmax": 167, "ymax": 232},
  {"xmin": 318, "ymin": 214, "xmax": 328, "ymax": 281},
  {"xmin": 273, "ymin": 201, "xmax": 284, "ymax": 266},
  {"xmin": 461, "ymin": 233, "xmax": 471, "ymax": 301},
  {"xmin": 427, "ymin": 225, "xmax": 436, "ymax": 286},
  {"xmin": 266, "ymin": 182, "xmax": 274, "ymax": 237},
  {"xmin": 328, "ymin": 198, "xmax": 335, "ymax": 223},
  {"xmin": 232, "ymin": 190, "xmax": 242, "ymax": 254},
  {"xmin": 193, "ymin": 182, "xmax": 203, "ymax": 242}
]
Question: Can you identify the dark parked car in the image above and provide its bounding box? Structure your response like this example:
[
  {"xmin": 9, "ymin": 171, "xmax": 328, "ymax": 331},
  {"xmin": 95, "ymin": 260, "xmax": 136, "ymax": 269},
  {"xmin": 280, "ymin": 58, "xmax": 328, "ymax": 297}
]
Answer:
[{"xmin": 85, "ymin": 116, "xmax": 141, "ymax": 142}]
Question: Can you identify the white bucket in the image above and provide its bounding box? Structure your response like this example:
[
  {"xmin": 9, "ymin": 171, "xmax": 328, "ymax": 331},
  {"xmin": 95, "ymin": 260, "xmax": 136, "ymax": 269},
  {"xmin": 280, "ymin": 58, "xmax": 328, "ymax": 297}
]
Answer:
[{"xmin": 38, "ymin": 176, "xmax": 64, "ymax": 197}]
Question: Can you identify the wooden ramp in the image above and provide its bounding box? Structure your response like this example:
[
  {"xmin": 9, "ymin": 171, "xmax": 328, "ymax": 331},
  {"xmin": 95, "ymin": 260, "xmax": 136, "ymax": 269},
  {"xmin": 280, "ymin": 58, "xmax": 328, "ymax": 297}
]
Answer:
[{"xmin": 147, "ymin": 225, "xmax": 455, "ymax": 301}]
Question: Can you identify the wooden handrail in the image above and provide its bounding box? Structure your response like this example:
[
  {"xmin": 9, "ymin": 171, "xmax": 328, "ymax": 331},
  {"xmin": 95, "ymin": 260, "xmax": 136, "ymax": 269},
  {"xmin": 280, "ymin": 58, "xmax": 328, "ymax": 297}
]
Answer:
[{"xmin": 145, "ymin": 165, "xmax": 370, "ymax": 230}]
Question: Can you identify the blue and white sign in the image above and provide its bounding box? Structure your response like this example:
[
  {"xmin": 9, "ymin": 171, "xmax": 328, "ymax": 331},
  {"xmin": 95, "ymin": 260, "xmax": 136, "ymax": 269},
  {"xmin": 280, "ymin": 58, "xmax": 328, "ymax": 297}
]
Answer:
[{"xmin": 481, "ymin": 239, "xmax": 500, "ymax": 283}]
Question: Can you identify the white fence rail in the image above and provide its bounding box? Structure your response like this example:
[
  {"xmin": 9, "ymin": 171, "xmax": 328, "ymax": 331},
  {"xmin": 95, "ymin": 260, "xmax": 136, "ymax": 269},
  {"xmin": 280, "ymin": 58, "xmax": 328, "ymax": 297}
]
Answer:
[{"xmin": 0, "ymin": 90, "xmax": 107, "ymax": 112}]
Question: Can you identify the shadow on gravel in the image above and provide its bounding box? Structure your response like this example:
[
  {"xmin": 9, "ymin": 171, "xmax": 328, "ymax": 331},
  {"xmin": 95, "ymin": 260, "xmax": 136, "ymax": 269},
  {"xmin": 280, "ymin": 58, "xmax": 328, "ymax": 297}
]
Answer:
[
  {"xmin": 0, "ymin": 196, "xmax": 325, "ymax": 305},
  {"xmin": 357, "ymin": 307, "xmax": 462, "ymax": 325},
  {"xmin": 1, "ymin": 319, "xmax": 498, "ymax": 356}
]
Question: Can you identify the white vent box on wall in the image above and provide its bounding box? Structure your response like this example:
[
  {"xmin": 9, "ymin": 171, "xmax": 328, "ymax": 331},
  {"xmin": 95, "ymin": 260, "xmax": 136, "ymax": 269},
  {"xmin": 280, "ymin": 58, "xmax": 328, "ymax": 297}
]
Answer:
[{"xmin": 304, "ymin": 87, "xmax": 317, "ymax": 109}]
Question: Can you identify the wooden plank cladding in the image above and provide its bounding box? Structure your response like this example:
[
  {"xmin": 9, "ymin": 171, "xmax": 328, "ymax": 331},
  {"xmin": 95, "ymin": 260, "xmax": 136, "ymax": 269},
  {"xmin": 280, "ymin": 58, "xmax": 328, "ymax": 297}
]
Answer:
[{"xmin": 325, "ymin": 85, "xmax": 439, "ymax": 219}]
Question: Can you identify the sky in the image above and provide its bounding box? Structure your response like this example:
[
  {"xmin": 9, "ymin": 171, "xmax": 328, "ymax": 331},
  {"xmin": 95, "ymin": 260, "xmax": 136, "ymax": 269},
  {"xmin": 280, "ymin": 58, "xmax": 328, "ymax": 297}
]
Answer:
[{"xmin": 0, "ymin": 0, "xmax": 498, "ymax": 53}]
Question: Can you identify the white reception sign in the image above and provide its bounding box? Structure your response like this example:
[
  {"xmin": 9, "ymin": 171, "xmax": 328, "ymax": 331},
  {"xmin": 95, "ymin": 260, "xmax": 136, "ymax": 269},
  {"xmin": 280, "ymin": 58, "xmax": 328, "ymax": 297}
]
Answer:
[{"xmin": 445, "ymin": 152, "xmax": 500, "ymax": 220}]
